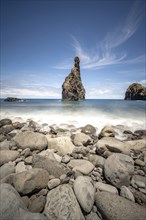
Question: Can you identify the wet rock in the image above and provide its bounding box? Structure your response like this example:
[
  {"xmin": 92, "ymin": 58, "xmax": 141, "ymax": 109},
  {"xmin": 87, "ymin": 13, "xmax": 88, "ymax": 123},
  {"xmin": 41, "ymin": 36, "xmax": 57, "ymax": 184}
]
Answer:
[
  {"xmin": 134, "ymin": 130, "xmax": 146, "ymax": 139},
  {"xmin": 14, "ymin": 131, "xmax": 48, "ymax": 151},
  {"xmin": 104, "ymin": 153, "xmax": 134, "ymax": 188},
  {"xmin": 73, "ymin": 133, "xmax": 92, "ymax": 146},
  {"xmin": 95, "ymin": 191, "xmax": 146, "ymax": 220},
  {"xmin": 74, "ymin": 176, "xmax": 95, "ymax": 213},
  {"xmin": 81, "ymin": 124, "xmax": 96, "ymax": 135},
  {"xmin": 98, "ymin": 126, "xmax": 116, "ymax": 138},
  {"xmin": 0, "ymin": 118, "xmax": 12, "ymax": 127},
  {"xmin": 0, "ymin": 124, "xmax": 14, "ymax": 134},
  {"xmin": 13, "ymin": 121, "xmax": 25, "ymax": 129},
  {"xmin": 0, "ymin": 150, "xmax": 20, "ymax": 166},
  {"xmin": 68, "ymin": 159, "xmax": 94, "ymax": 175},
  {"xmin": 13, "ymin": 168, "xmax": 49, "ymax": 195},
  {"xmin": 47, "ymin": 136, "xmax": 75, "ymax": 156},
  {"xmin": 44, "ymin": 184, "xmax": 85, "ymax": 220}
]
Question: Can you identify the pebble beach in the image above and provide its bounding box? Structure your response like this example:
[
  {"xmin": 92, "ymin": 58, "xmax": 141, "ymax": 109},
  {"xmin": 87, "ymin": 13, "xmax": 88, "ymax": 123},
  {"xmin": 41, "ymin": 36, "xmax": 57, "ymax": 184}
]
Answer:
[{"xmin": 0, "ymin": 117, "xmax": 146, "ymax": 220}]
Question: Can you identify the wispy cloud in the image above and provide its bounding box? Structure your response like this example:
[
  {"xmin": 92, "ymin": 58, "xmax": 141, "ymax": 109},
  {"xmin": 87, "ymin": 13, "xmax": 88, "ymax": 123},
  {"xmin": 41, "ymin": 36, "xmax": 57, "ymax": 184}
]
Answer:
[
  {"xmin": 1, "ymin": 78, "xmax": 61, "ymax": 99},
  {"xmin": 55, "ymin": 1, "xmax": 145, "ymax": 70},
  {"xmin": 102, "ymin": 1, "xmax": 144, "ymax": 49},
  {"xmin": 1, "ymin": 85, "xmax": 61, "ymax": 98}
]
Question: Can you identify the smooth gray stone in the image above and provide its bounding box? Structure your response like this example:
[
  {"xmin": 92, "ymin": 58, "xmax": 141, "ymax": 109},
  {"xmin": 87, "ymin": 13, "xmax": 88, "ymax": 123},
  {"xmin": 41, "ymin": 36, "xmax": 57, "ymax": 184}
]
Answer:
[
  {"xmin": 0, "ymin": 183, "xmax": 47, "ymax": 220},
  {"xmin": 95, "ymin": 191, "xmax": 146, "ymax": 220},
  {"xmin": 44, "ymin": 184, "xmax": 85, "ymax": 220},
  {"xmin": 14, "ymin": 131, "xmax": 48, "ymax": 151}
]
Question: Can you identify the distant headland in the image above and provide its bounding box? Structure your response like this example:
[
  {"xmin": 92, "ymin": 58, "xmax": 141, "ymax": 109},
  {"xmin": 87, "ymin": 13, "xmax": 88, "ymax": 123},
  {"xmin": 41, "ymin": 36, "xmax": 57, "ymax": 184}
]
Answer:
[{"xmin": 4, "ymin": 97, "xmax": 24, "ymax": 102}]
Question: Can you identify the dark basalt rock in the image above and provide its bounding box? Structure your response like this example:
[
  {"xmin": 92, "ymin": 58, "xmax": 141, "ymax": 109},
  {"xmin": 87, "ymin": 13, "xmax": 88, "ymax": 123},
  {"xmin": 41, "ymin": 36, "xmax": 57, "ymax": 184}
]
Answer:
[
  {"xmin": 4, "ymin": 97, "xmax": 24, "ymax": 102},
  {"xmin": 62, "ymin": 56, "xmax": 85, "ymax": 101},
  {"xmin": 125, "ymin": 83, "xmax": 146, "ymax": 100}
]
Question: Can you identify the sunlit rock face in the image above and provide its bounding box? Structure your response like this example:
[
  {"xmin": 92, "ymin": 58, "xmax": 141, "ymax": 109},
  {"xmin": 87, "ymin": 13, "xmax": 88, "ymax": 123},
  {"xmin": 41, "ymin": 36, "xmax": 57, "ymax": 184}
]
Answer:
[
  {"xmin": 125, "ymin": 83, "xmax": 146, "ymax": 100},
  {"xmin": 62, "ymin": 57, "xmax": 85, "ymax": 101}
]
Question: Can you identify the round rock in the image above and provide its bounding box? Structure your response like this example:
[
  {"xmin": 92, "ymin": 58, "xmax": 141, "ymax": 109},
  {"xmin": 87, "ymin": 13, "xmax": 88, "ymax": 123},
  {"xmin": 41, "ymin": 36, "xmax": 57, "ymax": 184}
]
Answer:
[
  {"xmin": 81, "ymin": 124, "xmax": 96, "ymax": 135},
  {"xmin": 74, "ymin": 176, "xmax": 95, "ymax": 213},
  {"xmin": 104, "ymin": 153, "xmax": 134, "ymax": 188},
  {"xmin": 68, "ymin": 159, "xmax": 94, "ymax": 175},
  {"xmin": 44, "ymin": 184, "xmax": 85, "ymax": 220},
  {"xmin": 14, "ymin": 131, "xmax": 48, "ymax": 151},
  {"xmin": 95, "ymin": 191, "xmax": 146, "ymax": 220}
]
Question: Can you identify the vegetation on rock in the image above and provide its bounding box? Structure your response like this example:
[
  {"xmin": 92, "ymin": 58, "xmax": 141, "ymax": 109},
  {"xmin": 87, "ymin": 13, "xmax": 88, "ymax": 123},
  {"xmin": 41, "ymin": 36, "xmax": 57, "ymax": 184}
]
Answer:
[{"xmin": 125, "ymin": 83, "xmax": 146, "ymax": 100}]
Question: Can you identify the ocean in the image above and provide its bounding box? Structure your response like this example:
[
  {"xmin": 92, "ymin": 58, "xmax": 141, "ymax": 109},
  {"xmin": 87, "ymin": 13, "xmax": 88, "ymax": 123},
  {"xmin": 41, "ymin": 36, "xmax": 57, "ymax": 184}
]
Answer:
[{"xmin": 0, "ymin": 99, "xmax": 145, "ymax": 131}]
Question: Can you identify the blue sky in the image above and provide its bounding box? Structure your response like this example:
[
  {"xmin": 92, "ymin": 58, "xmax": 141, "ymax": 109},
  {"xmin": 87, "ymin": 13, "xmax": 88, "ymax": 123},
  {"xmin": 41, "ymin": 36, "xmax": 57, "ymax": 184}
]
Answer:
[{"xmin": 1, "ymin": 0, "xmax": 145, "ymax": 99}]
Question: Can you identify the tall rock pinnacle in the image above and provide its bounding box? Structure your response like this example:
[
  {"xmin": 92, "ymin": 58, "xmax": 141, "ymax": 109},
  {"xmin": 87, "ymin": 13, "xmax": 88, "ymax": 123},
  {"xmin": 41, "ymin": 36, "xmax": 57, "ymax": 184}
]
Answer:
[{"xmin": 62, "ymin": 56, "xmax": 85, "ymax": 101}]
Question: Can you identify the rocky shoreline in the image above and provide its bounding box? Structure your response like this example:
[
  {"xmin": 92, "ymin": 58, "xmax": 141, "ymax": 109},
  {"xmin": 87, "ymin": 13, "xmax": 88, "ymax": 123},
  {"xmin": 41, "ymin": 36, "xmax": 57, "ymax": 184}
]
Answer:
[{"xmin": 0, "ymin": 118, "xmax": 146, "ymax": 220}]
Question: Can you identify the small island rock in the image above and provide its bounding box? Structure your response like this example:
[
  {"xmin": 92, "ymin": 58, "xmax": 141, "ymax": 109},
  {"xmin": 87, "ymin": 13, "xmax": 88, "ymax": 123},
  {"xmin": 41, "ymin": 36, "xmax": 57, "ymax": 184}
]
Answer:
[
  {"xmin": 4, "ymin": 97, "xmax": 24, "ymax": 102},
  {"xmin": 62, "ymin": 56, "xmax": 85, "ymax": 101},
  {"xmin": 125, "ymin": 83, "xmax": 146, "ymax": 100}
]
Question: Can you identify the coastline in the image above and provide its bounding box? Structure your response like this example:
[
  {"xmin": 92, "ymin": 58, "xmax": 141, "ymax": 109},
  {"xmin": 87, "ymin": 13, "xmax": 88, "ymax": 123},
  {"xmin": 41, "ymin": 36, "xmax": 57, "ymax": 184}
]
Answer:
[{"xmin": 0, "ymin": 117, "xmax": 146, "ymax": 219}]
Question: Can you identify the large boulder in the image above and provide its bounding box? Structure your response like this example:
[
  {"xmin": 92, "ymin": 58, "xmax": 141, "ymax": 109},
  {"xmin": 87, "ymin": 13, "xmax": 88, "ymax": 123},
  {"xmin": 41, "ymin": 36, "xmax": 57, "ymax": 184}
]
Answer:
[
  {"xmin": 44, "ymin": 184, "xmax": 85, "ymax": 220},
  {"xmin": 125, "ymin": 83, "xmax": 146, "ymax": 100},
  {"xmin": 95, "ymin": 191, "xmax": 146, "ymax": 220},
  {"xmin": 95, "ymin": 137, "xmax": 128, "ymax": 155},
  {"xmin": 47, "ymin": 136, "xmax": 75, "ymax": 156},
  {"xmin": 14, "ymin": 131, "xmax": 48, "ymax": 151},
  {"xmin": 62, "ymin": 56, "xmax": 85, "ymax": 101},
  {"xmin": 0, "ymin": 118, "xmax": 12, "ymax": 127},
  {"xmin": 13, "ymin": 168, "xmax": 49, "ymax": 195},
  {"xmin": 0, "ymin": 183, "xmax": 47, "ymax": 220},
  {"xmin": 0, "ymin": 150, "xmax": 20, "ymax": 166},
  {"xmin": 74, "ymin": 176, "xmax": 95, "ymax": 213},
  {"xmin": 81, "ymin": 124, "xmax": 96, "ymax": 135},
  {"xmin": 73, "ymin": 133, "xmax": 92, "ymax": 146},
  {"xmin": 32, "ymin": 155, "xmax": 69, "ymax": 178},
  {"xmin": 104, "ymin": 153, "xmax": 134, "ymax": 188}
]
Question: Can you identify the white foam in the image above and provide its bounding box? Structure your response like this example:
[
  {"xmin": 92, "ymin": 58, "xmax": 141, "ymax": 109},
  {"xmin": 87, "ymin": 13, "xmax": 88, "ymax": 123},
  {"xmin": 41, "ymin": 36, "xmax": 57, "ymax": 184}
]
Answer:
[{"xmin": 1, "ymin": 108, "xmax": 145, "ymax": 132}]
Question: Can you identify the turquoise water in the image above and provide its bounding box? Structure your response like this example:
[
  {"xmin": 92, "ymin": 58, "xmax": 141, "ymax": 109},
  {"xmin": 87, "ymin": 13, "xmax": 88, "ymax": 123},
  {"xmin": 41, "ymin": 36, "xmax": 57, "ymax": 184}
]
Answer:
[{"xmin": 0, "ymin": 99, "xmax": 145, "ymax": 130}]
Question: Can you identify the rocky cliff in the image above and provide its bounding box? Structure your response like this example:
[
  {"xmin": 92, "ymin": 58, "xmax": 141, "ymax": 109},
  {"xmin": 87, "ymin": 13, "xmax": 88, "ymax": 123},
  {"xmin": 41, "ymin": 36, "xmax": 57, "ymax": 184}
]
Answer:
[
  {"xmin": 125, "ymin": 83, "xmax": 146, "ymax": 100},
  {"xmin": 62, "ymin": 57, "xmax": 85, "ymax": 101}
]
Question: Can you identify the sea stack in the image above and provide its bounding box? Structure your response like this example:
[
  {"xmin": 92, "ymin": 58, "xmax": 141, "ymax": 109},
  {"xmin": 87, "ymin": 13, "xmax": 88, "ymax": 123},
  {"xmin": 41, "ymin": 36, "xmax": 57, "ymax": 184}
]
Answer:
[
  {"xmin": 125, "ymin": 83, "xmax": 146, "ymax": 100},
  {"xmin": 62, "ymin": 56, "xmax": 85, "ymax": 101}
]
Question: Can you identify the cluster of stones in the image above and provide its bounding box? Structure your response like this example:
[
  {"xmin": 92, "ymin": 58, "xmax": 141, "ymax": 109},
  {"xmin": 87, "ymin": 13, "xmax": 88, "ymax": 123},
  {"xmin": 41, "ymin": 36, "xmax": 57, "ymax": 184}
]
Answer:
[
  {"xmin": 0, "ymin": 118, "xmax": 146, "ymax": 220},
  {"xmin": 62, "ymin": 56, "xmax": 85, "ymax": 101}
]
